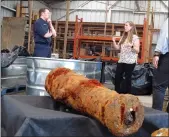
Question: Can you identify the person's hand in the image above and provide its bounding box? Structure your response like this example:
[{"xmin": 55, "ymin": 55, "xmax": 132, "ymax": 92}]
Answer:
[
  {"xmin": 47, "ymin": 19, "xmax": 52, "ymax": 24},
  {"xmin": 153, "ymin": 56, "xmax": 159, "ymax": 69},
  {"xmin": 112, "ymin": 37, "xmax": 116, "ymax": 42}
]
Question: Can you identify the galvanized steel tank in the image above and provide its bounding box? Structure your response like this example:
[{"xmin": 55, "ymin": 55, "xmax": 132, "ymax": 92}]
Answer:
[
  {"xmin": 1, "ymin": 57, "xmax": 27, "ymax": 88},
  {"xmin": 26, "ymin": 57, "xmax": 102, "ymax": 96}
]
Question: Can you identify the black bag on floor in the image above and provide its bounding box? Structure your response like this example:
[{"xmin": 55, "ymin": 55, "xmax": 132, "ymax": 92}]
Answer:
[
  {"xmin": 105, "ymin": 63, "xmax": 154, "ymax": 95},
  {"xmin": 12, "ymin": 45, "xmax": 30, "ymax": 56},
  {"xmin": 1, "ymin": 49, "xmax": 10, "ymax": 53},
  {"xmin": 1, "ymin": 45, "xmax": 29, "ymax": 68},
  {"xmin": 1, "ymin": 48, "xmax": 20, "ymax": 68}
]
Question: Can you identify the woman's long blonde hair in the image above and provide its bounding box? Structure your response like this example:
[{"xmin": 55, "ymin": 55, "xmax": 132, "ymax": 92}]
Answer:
[{"xmin": 119, "ymin": 21, "xmax": 137, "ymax": 45}]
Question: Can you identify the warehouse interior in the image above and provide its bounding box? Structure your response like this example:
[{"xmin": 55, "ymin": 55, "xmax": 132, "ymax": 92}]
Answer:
[{"xmin": 1, "ymin": 0, "xmax": 169, "ymax": 136}]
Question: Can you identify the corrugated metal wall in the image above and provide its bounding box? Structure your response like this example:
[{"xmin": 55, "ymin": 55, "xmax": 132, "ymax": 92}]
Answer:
[
  {"xmin": 1, "ymin": 1, "xmax": 20, "ymax": 17},
  {"xmin": 32, "ymin": 1, "xmax": 49, "ymax": 11},
  {"xmin": 1, "ymin": 0, "xmax": 49, "ymax": 18},
  {"xmin": 21, "ymin": 1, "xmax": 50, "ymax": 13},
  {"xmin": 51, "ymin": 1, "xmax": 168, "ymax": 28},
  {"xmin": 1, "ymin": 0, "xmax": 19, "ymax": 9},
  {"xmin": 51, "ymin": 0, "xmax": 168, "ymax": 44},
  {"xmin": 1, "ymin": 8, "xmax": 14, "ymax": 17}
]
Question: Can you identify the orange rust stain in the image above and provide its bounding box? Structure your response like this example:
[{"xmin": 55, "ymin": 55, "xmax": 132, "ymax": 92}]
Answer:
[
  {"xmin": 53, "ymin": 68, "xmax": 71, "ymax": 77},
  {"xmin": 48, "ymin": 68, "xmax": 71, "ymax": 91},
  {"xmin": 121, "ymin": 103, "xmax": 125, "ymax": 125},
  {"xmin": 135, "ymin": 106, "xmax": 138, "ymax": 112},
  {"xmin": 80, "ymin": 79, "xmax": 103, "ymax": 87}
]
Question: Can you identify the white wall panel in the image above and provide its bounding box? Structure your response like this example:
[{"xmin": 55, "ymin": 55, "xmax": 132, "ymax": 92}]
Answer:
[
  {"xmin": 162, "ymin": 1, "xmax": 168, "ymax": 7},
  {"xmin": 32, "ymin": 1, "xmax": 50, "ymax": 11},
  {"xmin": 51, "ymin": 1, "xmax": 90, "ymax": 9},
  {"xmin": 154, "ymin": 13, "xmax": 168, "ymax": 28},
  {"xmin": 21, "ymin": 1, "xmax": 50, "ymax": 13},
  {"xmin": 82, "ymin": 1, "xmax": 105, "ymax": 10},
  {"xmin": 1, "ymin": 0, "xmax": 20, "ymax": 9},
  {"xmin": 113, "ymin": 0, "xmax": 135, "ymax": 11},
  {"xmin": 50, "ymin": 0, "xmax": 168, "ymax": 44},
  {"xmin": 1, "ymin": 1, "xmax": 50, "ymax": 18},
  {"xmin": 1, "ymin": 1, "xmax": 19, "ymax": 18},
  {"xmin": 1, "ymin": 8, "xmax": 14, "ymax": 17},
  {"xmin": 52, "ymin": 1, "xmax": 168, "ymax": 21}
]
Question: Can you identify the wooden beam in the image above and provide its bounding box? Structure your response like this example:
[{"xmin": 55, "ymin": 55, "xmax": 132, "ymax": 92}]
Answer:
[
  {"xmin": 28, "ymin": 0, "xmax": 33, "ymax": 53},
  {"xmin": 16, "ymin": 3, "xmax": 20, "ymax": 17},
  {"xmin": 144, "ymin": 0, "xmax": 151, "ymax": 62},
  {"xmin": 110, "ymin": 24, "xmax": 114, "ymax": 57},
  {"xmin": 76, "ymin": 36, "xmax": 120, "ymax": 41},
  {"xmin": 102, "ymin": 1, "xmax": 109, "ymax": 56},
  {"xmin": 63, "ymin": 0, "xmax": 70, "ymax": 58},
  {"xmin": 148, "ymin": 7, "xmax": 154, "ymax": 60},
  {"xmin": 53, "ymin": 21, "xmax": 58, "ymax": 53},
  {"xmin": 149, "ymin": 28, "xmax": 160, "ymax": 32},
  {"xmin": 20, "ymin": 0, "xmax": 22, "ymax": 17}
]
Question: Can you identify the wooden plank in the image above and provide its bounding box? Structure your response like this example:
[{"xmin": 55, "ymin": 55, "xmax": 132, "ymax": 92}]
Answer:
[
  {"xmin": 77, "ymin": 36, "xmax": 120, "ymax": 41},
  {"xmin": 21, "ymin": 7, "xmax": 26, "ymax": 17},
  {"xmin": 144, "ymin": 0, "xmax": 151, "ymax": 62},
  {"xmin": 53, "ymin": 21, "xmax": 58, "ymax": 53},
  {"xmin": 16, "ymin": 3, "xmax": 20, "ymax": 17},
  {"xmin": 28, "ymin": 0, "xmax": 33, "ymax": 53},
  {"xmin": 148, "ymin": 7, "xmax": 154, "ymax": 61},
  {"xmin": 102, "ymin": 1, "xmax": 109, "ymax": 56},
  {"xmin": 63, "ymin": 0, "xmax": 70, "ymax": 58},
  {"xmin": 32, "ymin": 10, "xmax": 36, "ymax": 20},
  {"xmin": 148, "ymin": 28, "xmax": 153, "ymax": 60},
  {"xmin": 44, "ymin": 20, "xmax": 144, "ymax": 28},
  {"xmin": 1, "ymin": 17, "xmax": 27, "ymax": 50},
  {"xmin": 57, "ymin": 41, "xmax": 60, "ymax": 54},
  {"xmin": 58, "ymin": 27, "xmax": 61, "ymax": 37},
  {"xmin": 110, "ymin": 24, "xmax": 114, "ymax": 57},
  {"xmin": 149, "ymin": 28, "xmax": 160, "ymax": 32},
  {"xmin": 20, "ymin": 0, "xmax": 23, "ymax": 17}
]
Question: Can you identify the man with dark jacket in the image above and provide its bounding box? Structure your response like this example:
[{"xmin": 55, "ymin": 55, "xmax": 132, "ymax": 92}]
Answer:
[
  {"xmin": 152, "ymin": 18, "xmax": 169, "ymax": 112},
  {"xmin": 33, "ymin": 8, "xmax": 56, "ymax": 58}
]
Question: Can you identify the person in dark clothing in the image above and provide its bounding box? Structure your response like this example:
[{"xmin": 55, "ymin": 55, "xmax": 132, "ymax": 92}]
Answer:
[
  {"xmin": 152, "ymin": 18, "xmax": 169, "ymax": 112},
  {"xmin": 33, "ymin": 8, "xmax": 56, "ymax": 58}
]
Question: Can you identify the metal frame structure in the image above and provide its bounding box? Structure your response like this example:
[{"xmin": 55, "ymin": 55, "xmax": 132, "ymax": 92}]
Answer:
[{"xmin": 73, "ymin": 15, "xmax": 148, "ymax": 64}]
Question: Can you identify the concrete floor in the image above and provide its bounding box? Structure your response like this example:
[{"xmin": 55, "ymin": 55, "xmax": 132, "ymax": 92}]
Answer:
[
  {"xmin": 103, "ymin": 82, "xmax": 152, "ymax": 108},
  {"xmin": 137, "ymin": 95, "xmax": 152, "ymax": 107}
]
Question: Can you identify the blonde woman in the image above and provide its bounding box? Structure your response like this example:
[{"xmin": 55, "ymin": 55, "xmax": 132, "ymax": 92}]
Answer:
[{"xmin": 112, "ymin": 21, "xmax": 140, "ymax": 94}]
